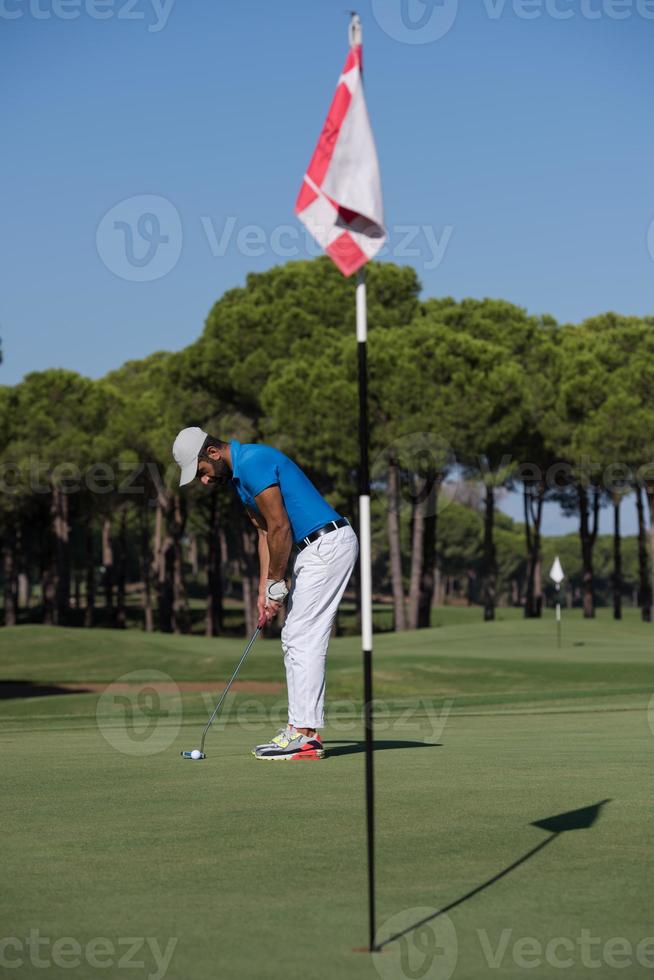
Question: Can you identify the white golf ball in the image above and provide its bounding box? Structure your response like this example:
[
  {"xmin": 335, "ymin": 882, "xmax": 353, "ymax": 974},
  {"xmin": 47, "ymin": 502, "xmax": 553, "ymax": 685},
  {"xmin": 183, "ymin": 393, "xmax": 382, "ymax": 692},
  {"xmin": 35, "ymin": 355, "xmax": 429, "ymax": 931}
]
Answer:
[{"xmin": 191, "ymin": 749, "xmax": 202, "ymax": 760}]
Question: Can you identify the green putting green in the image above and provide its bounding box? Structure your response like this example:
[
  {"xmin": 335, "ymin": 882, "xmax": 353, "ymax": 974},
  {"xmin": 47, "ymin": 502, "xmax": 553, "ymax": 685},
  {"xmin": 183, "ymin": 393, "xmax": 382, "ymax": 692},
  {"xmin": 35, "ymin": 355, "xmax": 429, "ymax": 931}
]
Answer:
[{"xmin": 2, "ymin": 611, "xmax": 653, "ymax": 979}]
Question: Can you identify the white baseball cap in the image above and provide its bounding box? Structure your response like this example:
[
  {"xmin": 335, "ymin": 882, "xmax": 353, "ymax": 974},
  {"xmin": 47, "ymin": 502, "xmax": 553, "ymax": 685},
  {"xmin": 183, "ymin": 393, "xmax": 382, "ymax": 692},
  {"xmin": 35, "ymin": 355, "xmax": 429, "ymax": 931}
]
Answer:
[{"xmin": 172, "ymin": 426, "xmax": 208, "ymax": 486}]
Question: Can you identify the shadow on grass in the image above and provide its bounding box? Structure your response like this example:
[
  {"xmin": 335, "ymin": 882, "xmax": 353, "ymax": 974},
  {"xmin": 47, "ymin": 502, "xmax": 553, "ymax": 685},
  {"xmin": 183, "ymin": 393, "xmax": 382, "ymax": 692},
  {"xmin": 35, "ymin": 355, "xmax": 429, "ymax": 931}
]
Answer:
[
  {"xmin": 325, "ymin": 739, "xmax": 441, "ymax": 758},
  {"xmin": 376, "ymin": 799, "xmax": 611, "ymax": 950},
  {"xmin": 0, "ymin": 680, "xmax": 92, "ymax": 700}
]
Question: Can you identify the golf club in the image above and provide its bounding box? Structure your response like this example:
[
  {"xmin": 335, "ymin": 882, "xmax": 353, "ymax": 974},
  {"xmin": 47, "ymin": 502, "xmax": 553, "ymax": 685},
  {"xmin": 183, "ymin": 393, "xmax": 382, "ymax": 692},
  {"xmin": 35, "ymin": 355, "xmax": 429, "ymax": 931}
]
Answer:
[{"xmin": 181, "ymin": 624, "xmax": 263, "ymax": 760}]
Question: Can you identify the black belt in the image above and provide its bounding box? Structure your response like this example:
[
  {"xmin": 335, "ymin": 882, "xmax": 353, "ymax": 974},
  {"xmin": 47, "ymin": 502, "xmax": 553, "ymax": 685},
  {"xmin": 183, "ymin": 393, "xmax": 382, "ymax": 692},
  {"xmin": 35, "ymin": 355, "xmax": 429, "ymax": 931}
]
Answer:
[{"xmin": 296, "ymin": 518, "xmax": 349, "ymax": 551}]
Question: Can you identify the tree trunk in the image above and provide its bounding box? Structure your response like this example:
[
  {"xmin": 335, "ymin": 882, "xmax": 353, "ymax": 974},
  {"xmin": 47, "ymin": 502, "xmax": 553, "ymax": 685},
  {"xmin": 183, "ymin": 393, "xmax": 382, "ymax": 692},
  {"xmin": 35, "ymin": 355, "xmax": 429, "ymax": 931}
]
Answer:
[
  {"xmin": 239, "ymin": 524, "xmax": 258, "ymax": 636},
  {"xmin": 612, "ymin": 492, "xmax": 622, "ymax": 621},
  {"xmin": 15, "ymin": 523, "xmax": 27, "ymax": 615},
  {"xmin": 188, "ymin": 534, "xmax": 199, "ymax": 577},
  {"xmin": 534, "ymin": 559, "xmax": 542, "ymax": 616},
  {"xmin": 205, "ymin": 494, "xmax": 223, "ymax": 637},
  {"xmin": 3, "ymin": 526, "xmax": 17, "ymax": 626},
  {"xmin": 42, "ymin": 559, "xmax": 55, "ymax": 626},
  {"xmin": 159, "ymin": 532, "xmax": 174, "ymax": 633},
  {"xmin": 635, "ymin": 484, "xmax": 651, "ymax": 622},
  {"xmin": 407, "ymin": 479, "xmax": 426, "ymax": 630},
  {"xmin": 523, "ymin": 482, "xmax": 544, "ymax": 618},
  {"xmin": 84, "ymin": 521, "xmax": 95, "ymax": 628},
  {"xmin": 386, "ymin": 454, "xmax": 406, "ymax": 631},
  {"xmin": 578, "ymin": 483, "xmax": 598, "ymax": 619},
  {"xmin": 140, "ymin": 510, "xmax": 154, "ymax": 633},
  {"xmin": 17, "ymin": 573, "xmax": 29, "ymax": 610},
  {"xmin": 417, "ymin": 473, "xmax": 442, "ymax": 629},
  {"xmin": 219, "ymin": 526, "xmax": 229, "ymax": 593},
  {"xmin": 434, "ymin": 567, "xmax": 444, "ymax": 606},
  {"xmin": 466, "ymin": 570, "xmax": 475, "ymax": 605},
  {"xmin": 52, "ymin": 487, "xmax": 70, "ymax": 625},
  {"xmin": 482, "ymin": 484, "xmax": 497, "ymax": 621},
  {"xmin": 102, "ymin": 515, "xmax": 114, "ymax": 625},
  {"xmin": 115, "ymin": 508, "xmax": 127, "ymax": 629},
  {"xmin": 171, "ymin": 495, "xmax": 190, "ymax": 634},
  {"xmin": 155, "ymin": 493, "xmax": 189, "ymax": 635},
  {"xmin": 154, "ymin": 492, "xmax": 174, "ymax": 634},
  {"xmin": 152, "ymin": 502, "xmax": 165, "ymax": 630}
]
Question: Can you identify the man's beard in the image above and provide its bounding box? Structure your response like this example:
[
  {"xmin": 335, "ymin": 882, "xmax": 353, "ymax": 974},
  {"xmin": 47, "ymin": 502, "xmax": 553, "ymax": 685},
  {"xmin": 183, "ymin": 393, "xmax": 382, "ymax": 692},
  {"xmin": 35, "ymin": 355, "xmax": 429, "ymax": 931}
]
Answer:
[{"xmin": 205, "ymin": 457, "xmax": 231, "ymax": 485}]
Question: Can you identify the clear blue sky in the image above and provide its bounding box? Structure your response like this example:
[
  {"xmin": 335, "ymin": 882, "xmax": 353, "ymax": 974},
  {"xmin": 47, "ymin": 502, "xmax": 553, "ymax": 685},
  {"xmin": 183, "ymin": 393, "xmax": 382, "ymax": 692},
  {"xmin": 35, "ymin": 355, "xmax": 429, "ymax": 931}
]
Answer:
[{"xmin": 1, "ymin": 0, "xmax": 651, "ymax": 533}]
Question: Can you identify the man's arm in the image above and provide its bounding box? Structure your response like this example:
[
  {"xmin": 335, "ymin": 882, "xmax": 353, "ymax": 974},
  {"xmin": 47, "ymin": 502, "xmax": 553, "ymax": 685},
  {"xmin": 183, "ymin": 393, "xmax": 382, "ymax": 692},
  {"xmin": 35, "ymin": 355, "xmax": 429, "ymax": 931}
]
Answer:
[
  {"xmin": 256, "ymin": 527, "xmax": 270, "ymax": 585},
  {"xmin": 252, "ymin": 486, "xmax": 292, "ymax": 580},
  {"xmin": 245, "ymin": 508, "xmax": 272, "ymax": 626},
  {"xmin": 245, "ymin": 494, "xmax": 292, "ymax": 623}
]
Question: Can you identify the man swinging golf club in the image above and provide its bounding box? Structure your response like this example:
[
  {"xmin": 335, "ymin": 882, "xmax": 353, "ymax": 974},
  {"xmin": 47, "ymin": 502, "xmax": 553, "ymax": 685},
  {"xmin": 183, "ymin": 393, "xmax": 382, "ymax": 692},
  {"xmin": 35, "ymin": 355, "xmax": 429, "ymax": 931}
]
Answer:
[{"xmin": 172, "ymin": 427, "xmax": 359, "ymax": 761}]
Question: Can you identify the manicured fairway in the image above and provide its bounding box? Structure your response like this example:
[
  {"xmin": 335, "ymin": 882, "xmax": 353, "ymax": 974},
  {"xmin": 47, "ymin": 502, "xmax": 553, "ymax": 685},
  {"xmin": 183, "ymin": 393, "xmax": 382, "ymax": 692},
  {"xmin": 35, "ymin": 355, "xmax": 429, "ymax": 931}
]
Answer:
[{"xmin": 1, "ymin": 612, "xmax": 653, "ymax": 979}]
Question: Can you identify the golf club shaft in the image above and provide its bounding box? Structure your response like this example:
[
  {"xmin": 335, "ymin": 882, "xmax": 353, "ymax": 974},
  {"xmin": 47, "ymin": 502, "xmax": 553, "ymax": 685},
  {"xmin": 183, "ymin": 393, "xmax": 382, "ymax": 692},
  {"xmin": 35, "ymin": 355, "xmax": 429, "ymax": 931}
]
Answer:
[{"xmin": 199, "ymin": 626, "xmax": 262, "ymax": 752}]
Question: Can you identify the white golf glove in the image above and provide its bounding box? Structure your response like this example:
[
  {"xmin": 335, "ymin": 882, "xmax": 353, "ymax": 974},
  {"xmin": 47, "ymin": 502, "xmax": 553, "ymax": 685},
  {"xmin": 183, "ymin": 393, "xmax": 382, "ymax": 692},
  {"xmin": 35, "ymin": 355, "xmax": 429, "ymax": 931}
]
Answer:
[{"xmin": 265, "ymin": 579, "xmax": 289, "ymax": 604}]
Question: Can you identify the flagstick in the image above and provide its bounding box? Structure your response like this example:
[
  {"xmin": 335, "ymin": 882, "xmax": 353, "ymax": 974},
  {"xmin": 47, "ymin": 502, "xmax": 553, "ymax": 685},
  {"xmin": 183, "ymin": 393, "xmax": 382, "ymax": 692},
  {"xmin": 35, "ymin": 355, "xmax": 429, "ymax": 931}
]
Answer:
[{"xmin": 356, "ymin": 266, "xmax": 377, "ymax": 953}]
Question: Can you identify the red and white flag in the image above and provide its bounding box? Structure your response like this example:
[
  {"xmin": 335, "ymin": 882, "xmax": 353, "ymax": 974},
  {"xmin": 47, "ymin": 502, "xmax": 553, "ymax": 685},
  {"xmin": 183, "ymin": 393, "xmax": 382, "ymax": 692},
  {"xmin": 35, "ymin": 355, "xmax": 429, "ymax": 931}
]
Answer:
[{"xmin": 295, "ymin": 16, "xmax": 385, "ymax": 277}]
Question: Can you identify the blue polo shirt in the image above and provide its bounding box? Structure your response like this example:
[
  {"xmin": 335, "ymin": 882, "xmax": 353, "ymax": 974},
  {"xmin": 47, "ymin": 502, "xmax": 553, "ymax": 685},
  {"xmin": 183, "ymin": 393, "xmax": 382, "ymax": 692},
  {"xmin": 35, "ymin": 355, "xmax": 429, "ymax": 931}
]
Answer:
[{"xmin": 230, "ymin": 440, "xmax": 342, "ymax": 542}]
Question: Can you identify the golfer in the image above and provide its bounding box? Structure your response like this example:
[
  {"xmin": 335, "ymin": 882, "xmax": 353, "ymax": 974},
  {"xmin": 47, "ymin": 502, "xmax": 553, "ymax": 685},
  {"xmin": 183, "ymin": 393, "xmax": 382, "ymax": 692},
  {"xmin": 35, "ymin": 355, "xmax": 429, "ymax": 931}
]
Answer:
[{"xmin": 172, "ymin": 427, "xmax": 358, "ymax": 761}]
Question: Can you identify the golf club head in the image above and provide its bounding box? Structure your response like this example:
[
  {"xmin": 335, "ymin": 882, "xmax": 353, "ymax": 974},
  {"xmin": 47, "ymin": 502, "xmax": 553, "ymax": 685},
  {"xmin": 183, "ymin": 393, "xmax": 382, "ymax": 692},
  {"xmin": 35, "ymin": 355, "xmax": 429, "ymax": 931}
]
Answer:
[{"xmin": 180, "ymin": 750, "xmax": 206, "ymax": 760}]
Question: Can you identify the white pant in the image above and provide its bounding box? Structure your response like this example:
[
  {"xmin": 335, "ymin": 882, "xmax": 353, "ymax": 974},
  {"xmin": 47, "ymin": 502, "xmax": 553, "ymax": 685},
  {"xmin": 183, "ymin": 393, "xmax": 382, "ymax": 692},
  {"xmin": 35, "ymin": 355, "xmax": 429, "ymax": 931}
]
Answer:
[{"xmin": 281, "ymin": 524, "xmax": 359, "ymax": 730}]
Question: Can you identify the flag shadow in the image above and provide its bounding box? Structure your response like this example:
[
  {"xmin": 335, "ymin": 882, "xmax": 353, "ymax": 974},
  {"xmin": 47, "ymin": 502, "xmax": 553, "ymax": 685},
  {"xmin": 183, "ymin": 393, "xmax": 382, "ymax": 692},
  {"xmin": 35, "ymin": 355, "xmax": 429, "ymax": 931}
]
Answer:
[
  {"xmin": 325, "ymin": 739, "xmax": 441, "ymax": 759},
  {"xmin": 376, "ymin": 799, "xmax": 611, "ymax": 950}
]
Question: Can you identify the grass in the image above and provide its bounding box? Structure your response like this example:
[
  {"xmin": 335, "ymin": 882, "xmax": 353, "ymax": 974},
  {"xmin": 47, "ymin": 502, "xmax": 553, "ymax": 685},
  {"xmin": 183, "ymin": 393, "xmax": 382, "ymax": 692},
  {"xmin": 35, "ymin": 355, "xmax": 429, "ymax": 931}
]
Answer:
[{"xmin": 1, "ymin": 608, "xmax": 653, "ymax": 979}]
